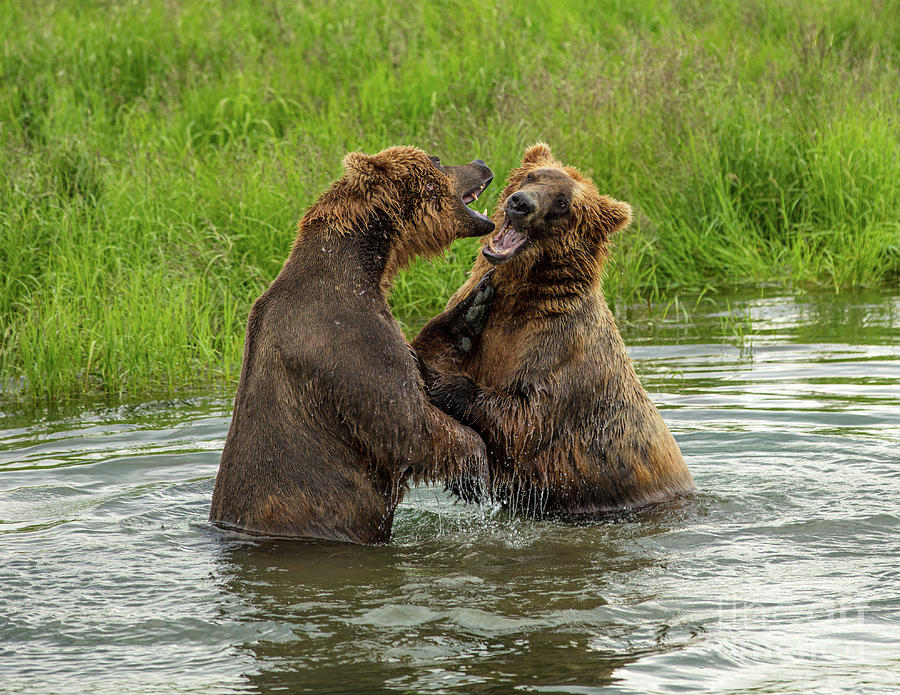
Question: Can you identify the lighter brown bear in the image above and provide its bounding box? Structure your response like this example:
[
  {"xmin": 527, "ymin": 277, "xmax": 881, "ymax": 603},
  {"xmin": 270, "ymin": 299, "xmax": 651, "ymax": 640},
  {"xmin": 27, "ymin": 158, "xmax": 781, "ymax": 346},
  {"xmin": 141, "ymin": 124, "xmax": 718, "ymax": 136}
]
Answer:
[
  {"xmin": 413, "ymin": 143, "xmax": 695, "ymax": 518},
  {"xmin": 210, "ymin": 146, "xmax": 495, "ymax": 543}
]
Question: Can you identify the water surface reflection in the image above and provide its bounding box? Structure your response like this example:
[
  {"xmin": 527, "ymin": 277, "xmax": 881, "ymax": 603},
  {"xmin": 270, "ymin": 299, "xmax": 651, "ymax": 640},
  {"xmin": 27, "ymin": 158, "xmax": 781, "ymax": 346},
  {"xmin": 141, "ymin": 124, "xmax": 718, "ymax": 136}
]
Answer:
[{"xmin": 1, "ymin": 289, "xmax": 897, "ymax": 694}]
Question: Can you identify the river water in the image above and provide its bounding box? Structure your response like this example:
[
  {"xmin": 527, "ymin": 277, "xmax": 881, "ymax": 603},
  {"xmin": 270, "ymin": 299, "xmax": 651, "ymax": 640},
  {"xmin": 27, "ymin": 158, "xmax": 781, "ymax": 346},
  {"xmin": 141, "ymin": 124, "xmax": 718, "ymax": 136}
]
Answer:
[{"xmin": 1, "ymin": 289, "xmax": 898, "ymax": 694}]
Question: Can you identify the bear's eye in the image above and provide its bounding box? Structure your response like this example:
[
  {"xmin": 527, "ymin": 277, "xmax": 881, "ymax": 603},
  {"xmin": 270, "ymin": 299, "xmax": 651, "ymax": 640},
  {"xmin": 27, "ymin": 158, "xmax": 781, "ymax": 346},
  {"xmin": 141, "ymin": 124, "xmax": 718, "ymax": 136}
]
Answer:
[
  {"xmin": 523, "ymin": 172, "xmax": 534, "ymax": 183},
  {"xmin": 555, "ymin": 196, "xmax": 569, "ymax": 211}
]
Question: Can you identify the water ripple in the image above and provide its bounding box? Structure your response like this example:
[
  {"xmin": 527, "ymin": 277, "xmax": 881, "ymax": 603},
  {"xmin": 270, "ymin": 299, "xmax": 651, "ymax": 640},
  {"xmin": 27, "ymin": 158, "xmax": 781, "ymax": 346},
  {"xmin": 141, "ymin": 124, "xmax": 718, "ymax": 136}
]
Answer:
[{"xmin": 1, "ymin": 291, "xmax": 898, "ymax": 694}]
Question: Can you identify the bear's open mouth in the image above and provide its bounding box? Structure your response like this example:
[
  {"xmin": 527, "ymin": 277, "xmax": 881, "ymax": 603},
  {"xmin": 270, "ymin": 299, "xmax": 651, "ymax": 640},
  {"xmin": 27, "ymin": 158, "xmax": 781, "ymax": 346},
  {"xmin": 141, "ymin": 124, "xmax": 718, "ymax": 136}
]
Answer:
[
  {"xmin": 483, "ymin": 216, "xmax": 530, "ymax": 264},
  {"xmin": 462, "ymin": 180, "xmax": 492, "ymax": 222},
  {"xmin": 462, "ymin": 181, "xmax": 488, "ymax": 206}
]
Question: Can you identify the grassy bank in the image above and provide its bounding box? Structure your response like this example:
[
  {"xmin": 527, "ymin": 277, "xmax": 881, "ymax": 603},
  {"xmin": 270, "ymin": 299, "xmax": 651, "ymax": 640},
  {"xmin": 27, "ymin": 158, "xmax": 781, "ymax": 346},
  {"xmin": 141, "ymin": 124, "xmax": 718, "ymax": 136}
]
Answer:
[{"xmin": 2, "ymin": 0, "xmax": 898, "ymax": 403}]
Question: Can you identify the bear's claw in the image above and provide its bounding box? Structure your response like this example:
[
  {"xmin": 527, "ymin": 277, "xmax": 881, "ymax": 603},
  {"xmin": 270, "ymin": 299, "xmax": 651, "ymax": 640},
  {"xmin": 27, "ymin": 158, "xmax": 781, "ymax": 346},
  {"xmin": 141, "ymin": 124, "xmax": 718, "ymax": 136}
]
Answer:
[{"xmin": 459, "ymin": 270, "xmax": 495, "ymax": 340}]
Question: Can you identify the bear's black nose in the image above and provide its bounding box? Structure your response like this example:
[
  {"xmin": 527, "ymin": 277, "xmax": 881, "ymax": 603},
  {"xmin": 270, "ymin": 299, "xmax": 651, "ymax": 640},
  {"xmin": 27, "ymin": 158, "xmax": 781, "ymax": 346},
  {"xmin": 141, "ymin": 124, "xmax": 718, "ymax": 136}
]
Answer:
[{"xmin": 506, "ymin": 191, "xmax": 536, "ymax": 217}]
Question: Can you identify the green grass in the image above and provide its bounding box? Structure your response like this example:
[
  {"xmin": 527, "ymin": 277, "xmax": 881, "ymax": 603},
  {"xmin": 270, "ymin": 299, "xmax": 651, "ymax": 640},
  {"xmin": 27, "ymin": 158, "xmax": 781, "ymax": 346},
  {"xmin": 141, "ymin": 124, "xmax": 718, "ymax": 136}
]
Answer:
[{"xmin": 2, "ymin": 0, "xmax": 898, "ymax": 403}]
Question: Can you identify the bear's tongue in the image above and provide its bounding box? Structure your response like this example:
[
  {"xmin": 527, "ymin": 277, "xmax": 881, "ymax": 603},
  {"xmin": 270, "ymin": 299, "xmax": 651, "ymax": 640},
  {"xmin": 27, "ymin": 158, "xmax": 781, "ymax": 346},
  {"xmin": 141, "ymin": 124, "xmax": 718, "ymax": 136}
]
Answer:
[{"xmin": 485, "ymin": 218, "xmax": 528, "ymax": 261}]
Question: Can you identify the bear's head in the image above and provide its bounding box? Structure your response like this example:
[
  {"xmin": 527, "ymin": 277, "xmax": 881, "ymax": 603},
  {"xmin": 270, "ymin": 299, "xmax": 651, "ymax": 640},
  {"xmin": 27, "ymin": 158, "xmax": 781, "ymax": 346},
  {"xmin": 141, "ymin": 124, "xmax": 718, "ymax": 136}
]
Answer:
[
  {"xmin": 482, "ymin": 143, "xmax": 631, "ymax": 266},
  {"xmin": 336, "ymin": 146, "xmax": 495, "ymax": 266}
]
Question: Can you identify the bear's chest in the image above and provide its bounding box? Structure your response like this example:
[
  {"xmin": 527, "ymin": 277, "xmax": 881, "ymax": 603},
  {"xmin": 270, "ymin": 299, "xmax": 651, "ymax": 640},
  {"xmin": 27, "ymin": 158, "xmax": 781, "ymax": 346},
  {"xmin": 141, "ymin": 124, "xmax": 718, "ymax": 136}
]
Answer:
[{"xmin": 464, "ymin": 320, "xmax": 534, "ymax": 390}]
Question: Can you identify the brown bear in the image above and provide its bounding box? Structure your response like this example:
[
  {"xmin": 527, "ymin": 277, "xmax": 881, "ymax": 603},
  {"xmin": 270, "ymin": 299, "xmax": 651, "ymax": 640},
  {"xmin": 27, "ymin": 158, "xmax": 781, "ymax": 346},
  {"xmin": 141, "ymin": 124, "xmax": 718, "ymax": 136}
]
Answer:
[
  {"xmin": 209, "ymin": 146, "xmax": 495, "ymax": 544},
  {"xmin": 413, "ymin": 143, "xmax": 695, "ymax": 518}
]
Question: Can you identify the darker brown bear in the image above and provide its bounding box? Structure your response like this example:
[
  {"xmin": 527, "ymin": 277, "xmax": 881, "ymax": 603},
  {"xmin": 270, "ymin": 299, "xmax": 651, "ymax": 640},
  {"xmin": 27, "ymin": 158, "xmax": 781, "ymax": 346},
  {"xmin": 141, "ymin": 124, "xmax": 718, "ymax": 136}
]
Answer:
[
  {"xmin": 209, "ymin": 146, "xmax": 495, "ymax": 543},
  {"xmin": 413, "ymin": 143, "xmax": 695, "ymax": 518}
]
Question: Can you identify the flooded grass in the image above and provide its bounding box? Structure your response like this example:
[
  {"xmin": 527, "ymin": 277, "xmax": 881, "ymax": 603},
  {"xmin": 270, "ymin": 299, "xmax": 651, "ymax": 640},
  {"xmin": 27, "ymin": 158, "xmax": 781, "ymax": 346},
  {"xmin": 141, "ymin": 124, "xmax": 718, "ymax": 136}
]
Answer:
[{"xmin": 2, "ymin": 0, "xmax": 899, "ymax": 402}]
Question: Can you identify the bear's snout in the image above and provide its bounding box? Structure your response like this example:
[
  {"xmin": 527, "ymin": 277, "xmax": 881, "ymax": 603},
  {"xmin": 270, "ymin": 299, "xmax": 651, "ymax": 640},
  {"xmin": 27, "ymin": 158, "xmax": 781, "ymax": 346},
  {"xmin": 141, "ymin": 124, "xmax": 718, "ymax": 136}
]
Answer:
[{"xmin": 506, "ymin": 191, "xmax": 536, "ymax": 217}]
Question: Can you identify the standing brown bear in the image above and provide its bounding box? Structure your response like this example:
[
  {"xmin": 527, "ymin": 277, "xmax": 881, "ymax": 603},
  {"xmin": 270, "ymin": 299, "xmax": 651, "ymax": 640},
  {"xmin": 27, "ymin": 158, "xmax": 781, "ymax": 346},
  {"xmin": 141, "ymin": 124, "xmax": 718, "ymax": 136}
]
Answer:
[
  {"xmin": 210, "ymin": 146, "xmax": 495, "ymax": 544},
  {"xmin": 413, "ymin": 143, "xmax": 695, "ymax": 518}
]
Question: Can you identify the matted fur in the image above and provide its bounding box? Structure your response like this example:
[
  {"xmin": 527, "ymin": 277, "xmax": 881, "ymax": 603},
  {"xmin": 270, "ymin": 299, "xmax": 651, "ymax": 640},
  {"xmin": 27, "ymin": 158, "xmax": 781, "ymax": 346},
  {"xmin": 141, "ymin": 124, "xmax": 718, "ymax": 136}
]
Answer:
[
  {"xmin": 298, "ymin": 146, "xmax": 473, "ymax": 294},
  {"xmin": 210, "ymin": 146, "xmax": 490, "ymax": 543},
  {"xmin": 413, "ymin": 143, "xmax": 694, "ymax": 518}
]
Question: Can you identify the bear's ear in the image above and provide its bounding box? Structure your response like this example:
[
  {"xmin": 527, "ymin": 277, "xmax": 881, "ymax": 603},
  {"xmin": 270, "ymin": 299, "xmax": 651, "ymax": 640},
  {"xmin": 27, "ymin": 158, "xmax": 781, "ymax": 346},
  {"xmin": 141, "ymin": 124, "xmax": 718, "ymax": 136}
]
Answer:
[
  {"xmin": 522, "ymin": 142, "xmax": 554, "ymax": 166},
  {"xmin": 604, "ymin": 197, "xmax": 632, "ymax": 236},
  {"xmin": 342, "ymin": 151, "xmax": 389, "ymax": 191},
  {"xmin": 575, "ymin": 194, "xmax": 632, "ymax": 247}
]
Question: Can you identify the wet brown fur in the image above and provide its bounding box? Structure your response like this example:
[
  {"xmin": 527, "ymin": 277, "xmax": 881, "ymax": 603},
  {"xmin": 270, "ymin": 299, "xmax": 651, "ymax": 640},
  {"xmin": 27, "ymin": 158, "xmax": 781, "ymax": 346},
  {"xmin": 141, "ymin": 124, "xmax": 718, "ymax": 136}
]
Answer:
[
  {"xmin": 209, "ymin": 146, "xmax": 490, "ymax": 544},
  {"xmin": 413, "ymin": 143, "xmax": 695, "ymax": 517}
]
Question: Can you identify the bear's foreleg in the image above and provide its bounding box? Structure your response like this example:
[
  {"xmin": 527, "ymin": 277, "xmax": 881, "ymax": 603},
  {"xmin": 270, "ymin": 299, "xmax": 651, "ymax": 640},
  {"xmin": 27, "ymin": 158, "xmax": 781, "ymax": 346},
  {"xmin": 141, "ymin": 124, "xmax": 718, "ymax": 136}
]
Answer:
[
  {"xmin": 409, "ymin": 402, "xmax": 488, "ymax": 494},
  {"xmin": 413, "ymin": 272, "xmax": 494, "ymax": 421},
  {"xmin": 413, "ymin": 271, "xmax": 494, "ymax": 371}
]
